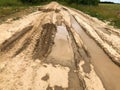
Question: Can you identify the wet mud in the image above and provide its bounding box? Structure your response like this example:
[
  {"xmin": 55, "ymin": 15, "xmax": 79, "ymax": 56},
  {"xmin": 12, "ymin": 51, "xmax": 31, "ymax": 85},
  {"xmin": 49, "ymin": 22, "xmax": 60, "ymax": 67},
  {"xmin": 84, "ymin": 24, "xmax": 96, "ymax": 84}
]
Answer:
[
  {"xmin": 33, "ymin": 23, "xmax": 57, "ymax": 60},
  {"xmin": 0, "ymin": 2, "xmax": 120, "ymax": 90}
]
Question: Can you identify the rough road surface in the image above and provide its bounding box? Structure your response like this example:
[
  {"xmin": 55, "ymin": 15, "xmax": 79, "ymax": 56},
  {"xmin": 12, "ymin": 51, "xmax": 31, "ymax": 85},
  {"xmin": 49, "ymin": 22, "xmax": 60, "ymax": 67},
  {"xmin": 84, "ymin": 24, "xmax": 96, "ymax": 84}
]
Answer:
[{"xmin": 0, "ymin": 2, "xmax": 120, "ymax": 90}]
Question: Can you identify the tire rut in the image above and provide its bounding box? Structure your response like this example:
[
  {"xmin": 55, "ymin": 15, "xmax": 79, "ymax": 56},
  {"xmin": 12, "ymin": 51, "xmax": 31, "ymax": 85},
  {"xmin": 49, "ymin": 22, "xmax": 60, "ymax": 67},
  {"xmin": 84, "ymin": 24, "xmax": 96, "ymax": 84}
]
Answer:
[
  {"xmin": 65, "ymin": 25, "xmax": 86, "ymax": 90},
  {"xmin": 33, "ymin": 23, "xmax": 57, "ymax": 60},
  {"xmin": 0, "ymin": 25, "xmax": 33, "ymax": 52}
]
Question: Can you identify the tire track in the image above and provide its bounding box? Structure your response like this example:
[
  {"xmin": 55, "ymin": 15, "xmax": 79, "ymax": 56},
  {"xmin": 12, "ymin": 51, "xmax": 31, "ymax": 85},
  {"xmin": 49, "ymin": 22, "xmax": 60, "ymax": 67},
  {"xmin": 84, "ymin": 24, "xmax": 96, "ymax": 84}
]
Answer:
[{"xmin": 33, "ymin": 23, "xmax": 57, "ymax": 60}]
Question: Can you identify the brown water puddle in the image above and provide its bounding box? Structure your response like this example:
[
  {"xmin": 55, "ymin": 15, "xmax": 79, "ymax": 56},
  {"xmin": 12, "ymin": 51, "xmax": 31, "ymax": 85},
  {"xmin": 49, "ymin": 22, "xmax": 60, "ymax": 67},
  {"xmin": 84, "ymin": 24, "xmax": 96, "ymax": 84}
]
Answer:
[
  {"xmin": 71, "ymin": 15, "xmax": 120, "ymax": 90},
  {"xmin": 46, "ymin": 25, "xmax": 84, "ymax": 90},
  {"xmin": 47, "ymin": 25, "xmax": 73, "ymax": 66}
]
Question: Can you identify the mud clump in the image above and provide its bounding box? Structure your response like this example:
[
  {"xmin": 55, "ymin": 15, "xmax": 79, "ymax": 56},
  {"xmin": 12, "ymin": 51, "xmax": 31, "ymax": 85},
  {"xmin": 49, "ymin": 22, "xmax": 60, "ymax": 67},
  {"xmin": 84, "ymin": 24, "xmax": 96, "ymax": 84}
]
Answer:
[
  {"xmin": 38, "ymin": 8, "xmax": 54, "ymax": 12},
  {"xmin": 41, "ymin": 74, "xmax": 49, "ymax": 81},
  {"xmin": 38, "ymin": 8, "xmax": 60, "ymax": 13},
  {"xmin": 62, "ymin": 8, "xmax": 68, "ymax": 11},
  {"xmin": 33, "ymin": 23, "xmax": 57, "ymax": 60},
  {"xmin": 55, "ymin": 9, "xmax": 60, "ymax": 13}
]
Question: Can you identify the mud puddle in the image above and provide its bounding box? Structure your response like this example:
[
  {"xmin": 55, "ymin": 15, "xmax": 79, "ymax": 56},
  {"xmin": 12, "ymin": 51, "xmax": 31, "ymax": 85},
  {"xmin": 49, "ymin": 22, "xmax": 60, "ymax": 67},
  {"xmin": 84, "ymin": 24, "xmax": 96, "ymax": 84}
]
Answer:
[
  {"xmin": 45, "ymin": 25, "xmax": 84, "ymax": 90},
  {"xmin": 46, "ymin": 25, "xmax": 73, "ymax": 66},
  {"xmin": 71, "ymin": 15, "xmax": 120, "ymax": 90}
]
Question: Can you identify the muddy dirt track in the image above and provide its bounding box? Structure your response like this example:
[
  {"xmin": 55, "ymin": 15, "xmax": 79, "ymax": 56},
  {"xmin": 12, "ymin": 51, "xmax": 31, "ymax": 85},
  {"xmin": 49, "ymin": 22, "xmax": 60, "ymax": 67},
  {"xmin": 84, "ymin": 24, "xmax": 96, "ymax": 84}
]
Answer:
[{"xmin": 0, "ymin": 2, "xmax": 120, "ymax": 90}]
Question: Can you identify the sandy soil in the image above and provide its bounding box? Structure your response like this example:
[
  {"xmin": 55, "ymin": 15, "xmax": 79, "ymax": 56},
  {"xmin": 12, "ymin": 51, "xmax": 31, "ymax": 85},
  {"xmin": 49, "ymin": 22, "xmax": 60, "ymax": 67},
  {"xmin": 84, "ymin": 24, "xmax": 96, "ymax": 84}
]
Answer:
[{"xmin": 0, "ymin": 2, "xmax": 120, "ymax": 90}]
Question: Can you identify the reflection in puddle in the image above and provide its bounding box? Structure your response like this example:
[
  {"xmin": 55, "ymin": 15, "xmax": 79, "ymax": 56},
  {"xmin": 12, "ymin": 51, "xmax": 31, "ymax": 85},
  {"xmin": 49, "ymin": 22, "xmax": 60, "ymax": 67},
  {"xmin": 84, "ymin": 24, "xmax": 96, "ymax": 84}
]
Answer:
[{"xmin": 47, "ymin": 25, "xmax": 74, "ymax": 66}]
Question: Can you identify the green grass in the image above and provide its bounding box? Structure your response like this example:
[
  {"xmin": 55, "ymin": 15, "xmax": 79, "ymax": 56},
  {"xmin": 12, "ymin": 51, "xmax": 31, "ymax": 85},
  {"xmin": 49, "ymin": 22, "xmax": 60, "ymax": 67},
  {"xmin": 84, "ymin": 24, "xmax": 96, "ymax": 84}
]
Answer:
[
  {"xmin": 0, "ymin": 0, "xmax": 22, "ymax": 6},
  {"xmin": 0, "ymin": 0, "xmax": 49, "ymax": 23},
  {"xmin": 60, "ymin": 2, "xmax": 120, "ymax": 28},
  {"xmin": 0, "ymin": 0, "xmax": 27, "ymax": 19},
  {"xmin": 0, "ymin": 6, "xmax": 31, "ymax": 20},
  {"xmin": 0, "ymin": 0, "xmax": 49, "ymax": 17}
]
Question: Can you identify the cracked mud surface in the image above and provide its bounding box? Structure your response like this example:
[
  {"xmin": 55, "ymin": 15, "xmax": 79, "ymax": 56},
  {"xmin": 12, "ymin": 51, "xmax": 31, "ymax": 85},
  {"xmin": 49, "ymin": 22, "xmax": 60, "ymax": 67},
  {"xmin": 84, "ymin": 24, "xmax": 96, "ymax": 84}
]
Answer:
[{"xmin": 0, "ymin": 2, "xmax": 120, "ymax": 90}]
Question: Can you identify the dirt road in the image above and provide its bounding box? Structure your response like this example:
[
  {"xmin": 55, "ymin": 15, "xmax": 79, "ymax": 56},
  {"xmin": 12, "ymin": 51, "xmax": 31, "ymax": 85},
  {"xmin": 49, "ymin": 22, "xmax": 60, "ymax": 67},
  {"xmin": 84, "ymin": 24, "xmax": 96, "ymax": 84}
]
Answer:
[{"xmin": 0, "ymin": 2, "xmax": 120, "ymax": 90}]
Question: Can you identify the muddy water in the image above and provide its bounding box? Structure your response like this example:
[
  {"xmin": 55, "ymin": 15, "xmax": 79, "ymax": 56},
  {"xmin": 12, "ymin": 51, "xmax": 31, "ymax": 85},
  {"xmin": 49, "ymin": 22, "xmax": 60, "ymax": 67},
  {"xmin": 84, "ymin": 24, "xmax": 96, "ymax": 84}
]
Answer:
[
  {"xmin": 46, "ymin": 25, "xmax": 83, "ymax": 90},
  {"xmin": 47, "ymin": 25, "xmax": 73, "ymax": 66},
  {"xmin": 71, "ymin": 15, "xmax": 120, "ymax": 90}
]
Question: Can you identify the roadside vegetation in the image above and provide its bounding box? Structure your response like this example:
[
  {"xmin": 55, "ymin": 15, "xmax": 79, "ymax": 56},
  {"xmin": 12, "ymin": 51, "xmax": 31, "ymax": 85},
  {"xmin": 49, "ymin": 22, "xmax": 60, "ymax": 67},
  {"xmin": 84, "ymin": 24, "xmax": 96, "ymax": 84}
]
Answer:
[
  {"xmin": 0, "ymin": 0, "xmax": 22, "ymax": 6},
  {"xmin": 61, "ymin": 2, "xmax": 120, "ymax": 28},
  {"xmin": 0, "ymin": 6, "xmax": 38, "ymax": 23},
  {"xmin": 0, "ymin": 0, "xmax": 120, "ymax": 28},
  {"xmin": 0, "ymin": 0, "xmax": 43, "ymax": 23}
]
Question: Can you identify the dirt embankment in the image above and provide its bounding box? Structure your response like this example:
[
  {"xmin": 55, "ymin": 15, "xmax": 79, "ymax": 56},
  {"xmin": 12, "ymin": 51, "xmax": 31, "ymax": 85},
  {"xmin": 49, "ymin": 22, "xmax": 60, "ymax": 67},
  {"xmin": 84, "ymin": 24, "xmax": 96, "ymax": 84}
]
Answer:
[{"xmin": 0, "ymin": 2, "xmax": 120, "ymax": 90}]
